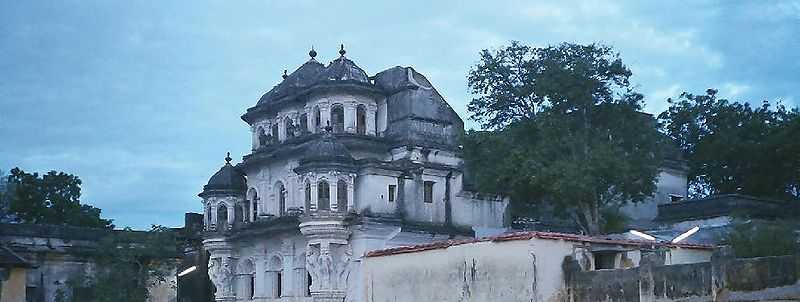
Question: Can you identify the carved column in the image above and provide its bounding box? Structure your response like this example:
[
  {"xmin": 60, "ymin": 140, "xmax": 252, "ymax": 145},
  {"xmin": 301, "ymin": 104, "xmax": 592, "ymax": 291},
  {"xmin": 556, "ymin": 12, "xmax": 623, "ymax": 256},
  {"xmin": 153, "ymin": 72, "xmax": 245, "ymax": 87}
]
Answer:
[
  {"xmin": 320, "ymin": 103, "xmax": 331, "ymax": 130},
  {"xmin": 253, "ymin": 255, "xmax": 268, "ymax": 300},
  {"xmin": 330, "ymin": 178, "xmax": 339, "ymax": 211},
  {"xmin": 366, "ymin": 104, "xmax": 377, "ymax": 136},
  {"xmin": 205, "ymin": 238, "xmax": 236, "ymax": 302},
  {"xmin": 346, "ymin": 176, "xmax": 355, "ymax": 212},
  {"xmin": 344, "ymin": 102, "xmax": 357, "ymax": 133},
  {"xmin": 300, "ymin": 213, "xmax": 352, "ymax": 302}
]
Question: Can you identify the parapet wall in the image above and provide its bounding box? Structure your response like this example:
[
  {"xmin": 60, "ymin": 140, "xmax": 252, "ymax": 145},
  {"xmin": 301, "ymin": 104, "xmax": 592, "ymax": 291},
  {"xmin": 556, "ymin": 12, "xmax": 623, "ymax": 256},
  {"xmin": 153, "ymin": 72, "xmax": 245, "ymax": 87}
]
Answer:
[{"xmin": 564, "ymin": 249, "xmax": 800, "ymax": 302}]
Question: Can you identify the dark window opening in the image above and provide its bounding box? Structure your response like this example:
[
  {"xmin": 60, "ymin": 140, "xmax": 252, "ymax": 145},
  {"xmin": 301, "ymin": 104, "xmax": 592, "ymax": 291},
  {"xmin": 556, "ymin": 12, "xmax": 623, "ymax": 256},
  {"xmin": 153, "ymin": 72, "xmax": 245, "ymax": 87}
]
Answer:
[
  {"xmin": 337, "ymin": 180, "xmax": 348, "ymax": 212},
  {"xmin": 313, "ymin": 106, "xmax": 321, "ymax": 132},
  {"xmin": 331, "ymin": 105, "xmax": 345, "ymax": 133},
  {"xmin": 306, "ymin": 272, "xmax": 312, "ymax": 296},
  {"xmin": 356, "ymin": 105, "xmax": 367, "ymax": 135},
  {"xmin": 217, "ymin": 205, "xmax": 228, "ymax": 230},
  {"xmin": 318, "ymin": 181, "xmax": 330, "ymax": 210},
  {"xmin": 285, "ymin": 119, "xmax": 295, "ymax": 139},
  {"xmin": 276, "ymin": 272, "xmax": 282, "ymax": 297},
  {"xmin": 669, "ymin": 194, "xmax": 684, "ymax": 203},
  {"xmin": 388, "ymin": 185, "xmax": 396, "ymax": 202},
  {"xmin": 424, "ymin": 181, "xmax": 434, "ymax": 203},
  {"xmin": 593, "ymin": 252, "xmax": 618, "ymax": 270},
  {"xmin": 278, "ymin": 184, "xmax": 286, "ymax": 215},
  {"xmin": 300, "ymin": 113, "xmax": 309, "ymax": 134},
  {"xmin": 271, "ymin": 123, "xmax": 279, "ymax": 140}
]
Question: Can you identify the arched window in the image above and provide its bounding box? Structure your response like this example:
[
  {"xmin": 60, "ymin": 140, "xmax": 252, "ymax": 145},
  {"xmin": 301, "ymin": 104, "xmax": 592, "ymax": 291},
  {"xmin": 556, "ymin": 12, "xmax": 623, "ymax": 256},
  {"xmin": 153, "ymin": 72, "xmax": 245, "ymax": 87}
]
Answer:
[
  {"xmin": 205, "ymin": 206, "xmax": 212, "ymax": 227},
  {"xmin": 257, "ymin": 127, "xmax": 268, "ymax": 147},
  {"xmin": 237, "ymin": 259, "xmax": 256, "ymax": 300},
  {"xmin": 356, "ymin": 105, "xmax": 367, "ymax": 135},
  {"xmin": 268, "ymin": 256, "xmax": 283, "ymax": 298},
  {"xmin": 275, "ymin": 182, "xmax": 286, "ymax": 216},
  {"xmin": 317, "ymin": 180, "xmax": 330, "ymax": 210},
  {"xmin": 217, "ymin": 205, "xmax": 228, "ymax": 230},
  {"xmin": 299, "ymin": 113, "xmax": 308, "ymax": 134},
  {"xmin": 285, "ymin": 118, "xmax": 295, "ymax": 139},
  {"xmin": 337, "ymin": 179, "xmax": 348, "ymax": 212},
  {"xmin": 313, "ymin": 106, "xmax": 321, "ymax": 133},
  {"xmin": 331, "ymin": 105, "xmax": 344, "ymax": 133},
  {"xmin": 234, "ymin": 204, "xmax": 243, "ymax": 227},
  {"xmin": 305, "ymin": 181, "xmax": 312, "ymax": 211},
  {"xmin": 243, "ymin": 200, "xmax": 250, "ymax": 223},
  {"xmin": 271, "ymin": 123, "xmax": 279, "ymax": 140},
  {"xmin": 248, "ymin": 188, "xmax": 259, "ymax": 220}
]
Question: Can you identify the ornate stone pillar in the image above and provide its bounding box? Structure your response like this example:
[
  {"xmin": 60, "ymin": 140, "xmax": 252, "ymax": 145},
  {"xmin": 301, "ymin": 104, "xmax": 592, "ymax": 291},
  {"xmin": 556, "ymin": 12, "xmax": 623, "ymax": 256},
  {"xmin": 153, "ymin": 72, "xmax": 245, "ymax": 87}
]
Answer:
[
  {"xmin": 205, "ymin": 238, "xmax": 236, "ymax": 302},
  {"xmin": 300, "ymin": 214, "xmax": 352, "ymax": 302},
  {"xmin": 344, "ymin": 102, "xmax": 356, "ymax": 133},
  {"xmin": 253, "ymin": 255, "xmax": 268, "ymax": 300},
  {"xmin": 306, "ymin": 107, "xmax": 314, "ymax": 133},
  {"xmin": 226, "ymin": 203, "xmax": 234, "ymax": 230},
  {"xmin": 278, "ymin": 115, "xmax": 286, "ymax": 142},
  {"xmin": 330, "ymin": 179, "xmax": 339, "ymax": 211},
  {"xmin": 366, "ymin": 104, "xmax": 377, "ymax": 136},
  {"xmin": 346, "ymin": 176, "xmax": 355, "ymax": 212}
]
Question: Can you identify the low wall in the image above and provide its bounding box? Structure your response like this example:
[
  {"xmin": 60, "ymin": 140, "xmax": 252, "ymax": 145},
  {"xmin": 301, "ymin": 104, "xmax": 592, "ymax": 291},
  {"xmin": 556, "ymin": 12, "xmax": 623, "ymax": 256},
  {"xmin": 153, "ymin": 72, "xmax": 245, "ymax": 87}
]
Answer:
[{"xmin": 564, "ymin": 249, "xmax": 800, "ymax": 302}]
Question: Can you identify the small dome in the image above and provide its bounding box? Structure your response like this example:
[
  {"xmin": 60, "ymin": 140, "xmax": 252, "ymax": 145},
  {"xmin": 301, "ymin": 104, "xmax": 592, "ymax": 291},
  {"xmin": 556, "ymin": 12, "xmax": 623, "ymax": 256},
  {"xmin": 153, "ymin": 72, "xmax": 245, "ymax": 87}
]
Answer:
[
  {"xmin": 300, "ymin": 132, "xmax": 354, "ymax": 166},
  {"xmin": 257, "ymin": 59, "xmax": 325, "ymax": 105},
  {"xmin": 200, "ymin": 154, "xmax": 247, "ymax": 197},
  {"xmin": 314, "ymin": 56, "xmax": 370, "ymax": 84}
]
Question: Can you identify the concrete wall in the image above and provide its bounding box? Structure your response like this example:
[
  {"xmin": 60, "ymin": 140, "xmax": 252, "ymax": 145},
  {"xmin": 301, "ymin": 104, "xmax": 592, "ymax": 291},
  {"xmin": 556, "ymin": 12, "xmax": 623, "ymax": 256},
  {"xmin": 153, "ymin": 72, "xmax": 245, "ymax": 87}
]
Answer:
[{"xmin": 0, "ymin": 268, "xmax": 26, "ymax": 302}]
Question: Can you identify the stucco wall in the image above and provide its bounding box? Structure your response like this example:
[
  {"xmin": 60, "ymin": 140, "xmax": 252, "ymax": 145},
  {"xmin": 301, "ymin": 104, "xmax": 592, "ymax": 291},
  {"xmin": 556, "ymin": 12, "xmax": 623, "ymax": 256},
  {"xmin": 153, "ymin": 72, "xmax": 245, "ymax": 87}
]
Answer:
[
  {"xmin": 361, "ymin": 238, "xmax": 583, "ymax": 302},
  {"xmin": 620, "ymin": 168, "xmax": 688, "ymax": 221},
  {"xmin": 1, "ymin": 268, "xmax": 26, "ymax": 302}
]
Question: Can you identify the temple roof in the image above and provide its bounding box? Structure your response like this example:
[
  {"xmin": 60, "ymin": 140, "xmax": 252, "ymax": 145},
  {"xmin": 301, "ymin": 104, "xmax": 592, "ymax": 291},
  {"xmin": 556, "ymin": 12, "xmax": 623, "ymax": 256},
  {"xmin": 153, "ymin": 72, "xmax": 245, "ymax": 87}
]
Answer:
[
  {"xmin": 300, "ymin": 131, "xmax": 355, "ymax": 167},
  {"xmin": 200, "ymin": 153, "xmax": 247, "ymax": 197},
  {"xmin": 257, "ymin": 58, "xmax": 325, "ymax": 105}
]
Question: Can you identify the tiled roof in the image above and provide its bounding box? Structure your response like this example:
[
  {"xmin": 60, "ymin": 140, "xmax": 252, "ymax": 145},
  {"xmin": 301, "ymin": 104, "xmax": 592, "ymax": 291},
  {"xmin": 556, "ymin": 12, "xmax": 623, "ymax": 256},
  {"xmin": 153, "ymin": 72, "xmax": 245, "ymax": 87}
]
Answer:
[
  {"xmin": 365, "ymin": 231, "xmax": 714, "ymax": 258},
  {"xmin": 0, "ymin": 244, "xmax": 33, "ymax": 268}
]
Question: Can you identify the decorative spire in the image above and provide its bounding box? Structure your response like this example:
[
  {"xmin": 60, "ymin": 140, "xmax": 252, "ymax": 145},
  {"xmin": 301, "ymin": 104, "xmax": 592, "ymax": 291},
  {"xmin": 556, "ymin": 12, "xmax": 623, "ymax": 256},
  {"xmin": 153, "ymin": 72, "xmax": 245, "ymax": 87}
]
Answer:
[
  {"xmin": 309, "ymin": 46, "xmax": 317, "ymax": 59},
  {"xmin": 339, "ymin": 44, "xmax": 346, "ymax": 56},
  {"xmin": 225, "ymin": 152, "xmax": 232, "ymax": 164},
  {"xmin": 282, "ymin": 69, "xmax": 288, "ymax": 79}
]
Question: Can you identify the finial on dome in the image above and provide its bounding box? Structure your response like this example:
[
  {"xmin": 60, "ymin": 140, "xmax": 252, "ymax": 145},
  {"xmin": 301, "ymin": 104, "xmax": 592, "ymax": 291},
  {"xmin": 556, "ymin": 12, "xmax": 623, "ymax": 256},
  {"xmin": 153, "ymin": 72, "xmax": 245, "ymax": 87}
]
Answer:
[
  {"xmin": 282, "ymin": 70, "xmax": 288, "ymax": 79},
  {"xmin": 225, "ymin": 152, "xmax": 232, "ymax": 164},
  {"xmin": 309, "ymin": 46, "xmax": 317, "ymax": 58},
  {"xmin": 339, "ymin": 44, "xmax": 346, "ymax": 56}
]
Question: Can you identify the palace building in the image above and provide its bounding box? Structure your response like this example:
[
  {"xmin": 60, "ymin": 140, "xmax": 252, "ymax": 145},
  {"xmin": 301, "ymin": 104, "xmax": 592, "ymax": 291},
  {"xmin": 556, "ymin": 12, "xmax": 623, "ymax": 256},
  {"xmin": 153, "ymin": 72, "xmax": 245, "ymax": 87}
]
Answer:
[{"xmin": 199, "ymin": 45, "xmax": 508, "ymax": 302}]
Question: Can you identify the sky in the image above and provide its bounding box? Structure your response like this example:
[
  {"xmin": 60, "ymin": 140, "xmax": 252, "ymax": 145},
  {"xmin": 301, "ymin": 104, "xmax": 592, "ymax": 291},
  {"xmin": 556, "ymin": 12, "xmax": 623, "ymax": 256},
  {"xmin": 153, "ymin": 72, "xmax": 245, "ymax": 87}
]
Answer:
[{"xmin": 1, "ymin": 1, "xmax": 798, "ymax": 229}]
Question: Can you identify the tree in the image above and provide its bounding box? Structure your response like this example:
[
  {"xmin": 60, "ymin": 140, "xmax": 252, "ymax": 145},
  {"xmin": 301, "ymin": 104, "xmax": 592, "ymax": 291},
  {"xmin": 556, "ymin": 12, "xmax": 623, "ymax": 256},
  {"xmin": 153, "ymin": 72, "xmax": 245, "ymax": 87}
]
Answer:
[
  {"xmin": 658, "ymin": 89, "xmax": 800, "ymax": 200},
  {"xmin": 463, "ymin": 42, "xmax": 664, "ymax": 234},
  {"xmin": 6, "ymin": 167, "xmax": 113, "ymax": 228},
  {"xmin": 68, "ymin": 225, "xmax": 178, "ymax": 302},
  {"xmin": 726, "ymin": 219, "xmax": 798, "ymax": 258}
]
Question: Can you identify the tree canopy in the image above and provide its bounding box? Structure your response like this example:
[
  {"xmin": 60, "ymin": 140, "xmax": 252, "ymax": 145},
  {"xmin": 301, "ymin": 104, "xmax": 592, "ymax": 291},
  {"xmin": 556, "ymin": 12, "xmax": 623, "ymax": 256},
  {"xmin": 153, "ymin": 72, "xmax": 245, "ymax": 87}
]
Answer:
[
  {"xmin": 463, "ymin": 42, "xmax": 664, "ymax": 234},
  {"xmin": 658, "ymin": 89, "xmax": 800, "ymax": 200},
  {"xmin": 5, "ymin": 167, "xmax": 113, "ymax": 228}
]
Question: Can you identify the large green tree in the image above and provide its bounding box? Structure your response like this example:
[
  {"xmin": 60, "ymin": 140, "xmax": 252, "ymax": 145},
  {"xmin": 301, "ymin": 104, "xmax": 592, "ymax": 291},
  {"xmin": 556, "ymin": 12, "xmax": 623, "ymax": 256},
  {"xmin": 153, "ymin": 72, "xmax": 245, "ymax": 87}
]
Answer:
[
  {"xmin": 658, "ymin": 89, "xmax": 800, "ymax": 200},
  {"xmin": 463, "ymin": 42, "xmax": 664, "ymax": 234},
  {"xmin": 6, "ymin": 167, "xmax": 113, "ymax": 228}
]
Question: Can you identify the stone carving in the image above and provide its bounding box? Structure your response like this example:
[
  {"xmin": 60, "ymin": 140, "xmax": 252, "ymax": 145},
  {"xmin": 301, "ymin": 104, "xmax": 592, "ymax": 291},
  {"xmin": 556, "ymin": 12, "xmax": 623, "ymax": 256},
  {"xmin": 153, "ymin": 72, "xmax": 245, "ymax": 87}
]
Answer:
[
  {"xmin": 208, "ymin": 257, "xmax": 235, "ymax": 297},
  {"xmin": 305, "ymin": 243, "xmax": 352, "ymax": 292},
  {"xmin": 336, "ymin": 245, "xmax": 352, "ymax": 288},
  {"xmin": 306, "ymin": 246, "xmax": 321, "ymax": 291},
  {"xmin": 320, "ymin": 247, "xmax": 334, "ymax": 287}
]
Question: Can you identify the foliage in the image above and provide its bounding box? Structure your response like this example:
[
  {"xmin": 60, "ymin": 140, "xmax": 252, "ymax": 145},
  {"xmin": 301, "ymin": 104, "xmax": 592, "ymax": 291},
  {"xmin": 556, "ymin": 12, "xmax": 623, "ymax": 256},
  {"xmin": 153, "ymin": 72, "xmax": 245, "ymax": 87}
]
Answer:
[
  {"xmin": 5, "ymin": 167, "xmax": 113, "ymax": 228},
  {"xmin": 75, "ymin": 225, "xmax": 178, "ymax": 302},
  {"xmin": 658, "ymin": 89, "xmax": 800, "ymax": 200},
  {"xmin": 727, "ymin": 220, "xmax": 799, "ymax": 258},
  {"xmin": 463, "ymin": 42, "xmax": 664, "ymax": 234}
]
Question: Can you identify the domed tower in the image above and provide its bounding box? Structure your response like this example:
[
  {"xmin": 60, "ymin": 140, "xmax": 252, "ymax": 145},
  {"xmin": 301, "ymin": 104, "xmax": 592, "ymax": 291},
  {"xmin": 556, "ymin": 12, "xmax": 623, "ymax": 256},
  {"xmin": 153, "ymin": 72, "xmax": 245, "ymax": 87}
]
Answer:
[{"xmin": 199, "ymin": 153, "xmax": 247, "ymax": 232}]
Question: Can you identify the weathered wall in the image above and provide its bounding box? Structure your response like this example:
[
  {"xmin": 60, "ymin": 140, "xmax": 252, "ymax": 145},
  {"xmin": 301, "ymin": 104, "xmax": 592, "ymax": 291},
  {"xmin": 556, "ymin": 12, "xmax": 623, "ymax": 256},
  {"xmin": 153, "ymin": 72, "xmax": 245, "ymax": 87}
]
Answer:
[
  {"xmin": 620, "ymin": 168, "xmax": 688, "ymax": 221},
  {"xmin": 0, "ymin": 268, "xmax": 27, "ymax": 302},
  {"xmin": 566, "ymin": 250, "xmax": 800, "ymax": 302}
]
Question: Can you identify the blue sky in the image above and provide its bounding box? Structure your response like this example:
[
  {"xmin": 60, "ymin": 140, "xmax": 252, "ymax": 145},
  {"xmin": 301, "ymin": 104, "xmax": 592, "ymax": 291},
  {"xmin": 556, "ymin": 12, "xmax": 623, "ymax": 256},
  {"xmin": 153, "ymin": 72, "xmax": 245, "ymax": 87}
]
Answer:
[{"xmin": 1, "ymin": 1, "xmax": 798, "ymax": 229}]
